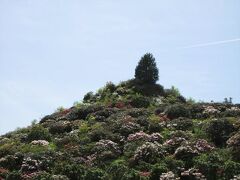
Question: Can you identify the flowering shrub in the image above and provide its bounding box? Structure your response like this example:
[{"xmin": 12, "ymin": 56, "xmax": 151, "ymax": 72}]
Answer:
[
  {"xmin": 174, "ymin": 145, "xmax": 199, "ymax": 162},
  {"xmin": 27, "ymin": 125, "xmax": 51, "ymax": 142},
  {"xmin": 94, "ymin": 140, "xmax": 121, "ymax": 161},
  {"xmin": 205, "ymin": 118, "xmax": 234, "ymax": 146},
  {"xmin": 203, "ymin": 105, "xmax": 220, "ymax": 117},
  {"xmin": 134, "ymin": 142, "xmax": 165, "ymax": 163},
  {"xmin": 160, "ymin": 171, "xmax": 180, "ymax": 180},
  {"xmin": 49, "ymin": 121, "xmax": 72, "ymax": 134},
  {"xmin": 31, "ymin": 140, "xmax": 49, "ymax": 146},
  {"xmin": 119, "ymin": 121, "xmax": 141, "ymax": 137},
  {"xmin": 0, "ymin": 153, "xmax": 23, "ymax": 171},
  {"xmin": 163, "ymin": 137, "xmax": 187, "ymax": 154},
  {"xmin": 227, "ymin": 132, "xmax": 240, "ymax": 161},
  {"xmin": 194, "ymin": 139, "xmax": 214, "ymax": 153},
  {"xmin": 127, "ymin": 131, "xmax": 163, "ymax": 143},
  {"xmin": 21, "ymin": 157, "xmax": 40, "ymax": 173},
  {"xmin": 169, "ymin": 117, "xmax": 193, "ymax": 131},
  {"xmin": 165, "ymin": 104, "xmax": 190, "ymax": 119},
  {"xmin": 180, "ymin": 168, "xmax": 206, "ymax": 179}
]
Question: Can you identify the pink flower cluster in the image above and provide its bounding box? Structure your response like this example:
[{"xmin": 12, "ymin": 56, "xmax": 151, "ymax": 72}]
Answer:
[
  {"xmin": 134, "ymin": 142, "xmax": 165, "ymax": 162},
  {"xmin": 95, "ymin": 140, "xmax": 121, "ymax": 154},
  {"xmin": 194, "ymin": 139, "xmax": 214, "ymax": 153}
]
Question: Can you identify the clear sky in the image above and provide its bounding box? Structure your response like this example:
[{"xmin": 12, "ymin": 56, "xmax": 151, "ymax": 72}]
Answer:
[{"xmin": 0, "ymin": 0, "xmax": 240, "ymax": 135}]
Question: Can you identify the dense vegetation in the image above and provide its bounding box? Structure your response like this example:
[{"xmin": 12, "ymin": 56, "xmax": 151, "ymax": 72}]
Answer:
[{"xmin": 0, "ymin": 54, "xmax": 240, "ymax": 180}]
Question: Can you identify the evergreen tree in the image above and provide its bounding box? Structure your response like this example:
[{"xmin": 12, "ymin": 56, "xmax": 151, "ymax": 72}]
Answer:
[{"xmin": 135, "ymin": 53, "xmax": 159, "ymax": 84}]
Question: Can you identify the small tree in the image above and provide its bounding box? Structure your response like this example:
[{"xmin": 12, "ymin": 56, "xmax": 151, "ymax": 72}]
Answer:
[{"xmin": 135, "ymin": 53, "xmax": 159, "ymax": 84}]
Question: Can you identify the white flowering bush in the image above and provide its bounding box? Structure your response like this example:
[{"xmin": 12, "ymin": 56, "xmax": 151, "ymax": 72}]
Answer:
[
  {"xmin": 21, "ymin": 157, "xmax": 40, "ymax": 173},
  {"xmin": 127, "ymin": 131, "xmax": 163, "ymax": 143},
  {"xmin": 181, "ymin": 168, "xmax": 206, "ymax": 179},
  {"xmin": 203, "ymin": 106, "xmax": 220, "ymax": 116},
  {"xmin": 31, "ymin": 140, "xmax": 49, "ymax": 146},
  {"xmin": 174, "ymin": 145, "xmax": 199, "ymax": 161},
  {"xmin": 160, "ymin": 171, "xmax": 180, "ymax": 180}
]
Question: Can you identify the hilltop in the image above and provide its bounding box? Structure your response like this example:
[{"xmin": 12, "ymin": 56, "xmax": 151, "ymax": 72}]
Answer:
[{"xmin": 0, "ymin": 54, "xmax": 240, "ymax": 180}]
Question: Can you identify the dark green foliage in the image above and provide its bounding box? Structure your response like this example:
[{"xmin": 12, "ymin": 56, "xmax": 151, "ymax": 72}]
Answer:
[
  {"xmin": 107, "ymin": 160, "xmax": 128, "ymax": 179},
  {"xmin": 205, "ymin": 118, "xmax": 235, "ymax": 146},
  {"xmin": 135, "ymin": 53, "xmax": 159, "ymax": 84},
  {"xmin": 54, "ymin": 163, "xmax": 85, "ymax": 180},
  {"xmin": 71, "ymin": 104, "xmax": 103, "ymax": 120},
  {"xmin": 0, "ymin": 153, "xmax": 23, "ymax": 171},
  {"xmin": 27, "ymin": 125, "xmax": 51, "ymax": 142},
  {"xmin": 105, "ymin": 81, "xmax": 116, "ymax": 93},
  {"xmin": 6, "ymin": 171, "xmax": 21, "ymax": 180},
  {"xmin": 165, "ymin": 104, "xmax": 190, "ymax": 119},
  {"xmin": 150, "ymin": 163, "xmax": 168, "ymax": 180},
  {"xmin": 49, "ymin": 121, "xmax": 72, "ymax": 134},
  {"xmin": 170, "ymin": 117, "xmax": 193, "ymax": 131},
  {"xmin": 129, "ymin": 94, "xmax": 150, "ymax": 108},
  {"xmin": 83, "ymin": 91, "xmax": 94, "ymax": 103},
  {"xmin": 32, "ymin": 172, "xmax": 53, "ymax": 180},
  {"xmin": 194, "ymin": 152, "xmax": 224, "ymax": 179},
  {"xmin": 126, "ymin": 79, "xmax": 164, "ymax": 96},
  {"xmin": 84, "ymin": 168, "xmax": 106, "ymax": 180},
  {"xmin": 121, "ymin": 169, "xmax": 140, "ymax": 180},
  {"xmin": 224, "ymin": 161, "xmax": 240, "ymax": 179}
]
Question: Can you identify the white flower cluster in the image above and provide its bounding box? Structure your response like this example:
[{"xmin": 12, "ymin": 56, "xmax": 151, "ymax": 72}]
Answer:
[
  {"xmin": 134, "ymin": 142, "xmax": 165, "ymax": 162},
  {"xmin": 127, "ymin": 131, "xmax": 163, "ymax": 143},
  {"xmin": 227, "ymin": 132, "xmax": 240, "ymax": 148},
  {"xmin": 181, "ymin": 168, "xmax": 206, "ymax": 179},
  {"xmin": 31, "ymin": 140, "xmax": 49, "ymax": 146},
  {"xmin": 160, "ymin": 171, "xmax": 180, "ymax": 180},
  {"xmin": 203, "ymin": 106, "xmax": 220, "ymax": 115},
  {"xmin": 95, "ymin": 140, "xmax": 121, "ymax": 154},
  {"xmin": 174, "ymin": 145, "xmax": 199, "ymax": 159},
  {"xmin": 21, "ymin": 157, "xmax": 40, "ymax": 172}
]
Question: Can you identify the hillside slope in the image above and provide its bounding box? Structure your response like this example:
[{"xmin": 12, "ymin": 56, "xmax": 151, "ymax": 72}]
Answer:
[{"xmin": 0, "ymin": 79, "xmax": 240, "ymax": 180}]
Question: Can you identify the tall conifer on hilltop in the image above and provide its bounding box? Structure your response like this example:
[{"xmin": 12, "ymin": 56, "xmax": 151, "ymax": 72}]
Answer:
[{"xmin": 135, "ymin": 53, "xmax": 159, "ymax": 84}]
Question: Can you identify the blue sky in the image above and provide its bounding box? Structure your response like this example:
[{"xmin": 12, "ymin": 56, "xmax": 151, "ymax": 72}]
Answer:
[{"xmin": 0, "ymin": 0, "xmax": 239, "ymax": 135}]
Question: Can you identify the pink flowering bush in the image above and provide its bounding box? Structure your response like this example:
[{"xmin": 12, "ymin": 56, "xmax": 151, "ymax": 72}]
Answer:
[
  {"xmin": 94, "ymin": 140, "xmax": 121, "ymax": 161},
  {"xmin": 133, "ymin": 142, "xmax": 165, "ymax": 163}
]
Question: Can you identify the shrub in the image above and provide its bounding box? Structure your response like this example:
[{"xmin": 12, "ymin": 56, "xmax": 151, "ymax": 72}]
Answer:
[
  {"xmin": 205, "ymin": 118, "xmax": 235, "ymax": 147},
  {"xmin": 150, "ymin": 163, "xmax": 168, "ymax": 180},
  {"xmin": 194, "ymin": 152, "xmax": 224, "ymax": 179},
  {"xmin": 27, "ymin": 125, "xmax": 51, "ymax": 142},
  {"xmin": 165, "ymin": 104, "xmax": 190, "ymax": 119},
  {"xmin": 170, "ymin": 118, "xmax": 193, "ymax": 131},
  {"xmin": 6, "ymin": 171, "xmax": 21, "ymax": 180},
  {"xmin": 54, "ymin": 163, "xmax": 85, "ymax": 180},
  {"xmin": 107, "ymin": 160, "xmax": 128, "ymax": 179},
  {"xmin": 224, "ymin": 161, "xmax": 240, "ymax": 179},
  {"xmin": 227, "ymin": 132, "xmax": 240, "ymax": 161},
  {"xmin": 49, "ymin": 121, "xmax": 72, "ymax": 134},
  {"xmin": 133, "ymin": 142, "xmax": 165, "ymax": 163},
  {"xmin": 83, "ymin": 92, "xmax": 95, "ymax": 103},
  {"xmin": 121, "ymin": 169, "xmax": 140, "ymax": 180},
  {"xmin": 105, "ymin": 81, "xmax": 116, "ymax": 93},
  {"xmin": 163, "ymin": 156, "xmax": 184, "ymax": 174},
  {"xmin": 129, "ymin": 94, "xmax": 150, "ymax": 108},
  {"xmin": 0, "ymin": 153, "xmax": 23, "ymax": 171},
  {"xmin": 135, "ymin": 53, "xmax": 159, "ymax": 84},
  {"xmin": 84, "ymin": 168, "xmax": 106, "ymax": 180}
]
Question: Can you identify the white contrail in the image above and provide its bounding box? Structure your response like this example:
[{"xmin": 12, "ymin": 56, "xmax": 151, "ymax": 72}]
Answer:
[{"xmin": 177, "ymin": 38, "xmax": 240, "ymax": 49}]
